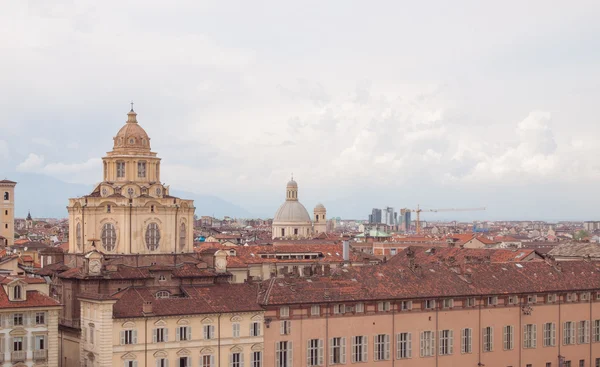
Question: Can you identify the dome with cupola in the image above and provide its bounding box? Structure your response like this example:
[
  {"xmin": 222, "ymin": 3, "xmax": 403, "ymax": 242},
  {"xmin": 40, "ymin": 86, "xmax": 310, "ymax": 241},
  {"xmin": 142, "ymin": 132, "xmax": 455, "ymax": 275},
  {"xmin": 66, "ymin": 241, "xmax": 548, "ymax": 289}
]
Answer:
[
  {"xmin": 112, "ymin": 109, "xmax": 151, "ymax": 153},
  {"xmin": 272, "ymin": 177, "xmax": 314, "ymax": 239}
]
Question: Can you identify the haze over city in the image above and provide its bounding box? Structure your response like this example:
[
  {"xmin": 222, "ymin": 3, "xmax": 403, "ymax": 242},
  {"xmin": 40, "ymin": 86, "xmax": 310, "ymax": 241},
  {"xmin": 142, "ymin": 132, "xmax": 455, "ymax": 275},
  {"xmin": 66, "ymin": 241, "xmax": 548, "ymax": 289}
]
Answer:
[{"xmin": 2, "ymin": 1, "xmax": 600, "ymax": 221}]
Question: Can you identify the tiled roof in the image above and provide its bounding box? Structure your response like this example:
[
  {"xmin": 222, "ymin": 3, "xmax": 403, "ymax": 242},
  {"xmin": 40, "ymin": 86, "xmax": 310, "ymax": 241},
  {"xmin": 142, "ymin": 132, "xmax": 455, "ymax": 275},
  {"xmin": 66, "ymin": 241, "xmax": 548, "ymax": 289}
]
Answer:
[
  {"xmin": 387, "ymin": 246, "xmax": 539, "ymax": 266},
  {"xmin": 548, "ymin": 242, "xmax": 600, "ymax": 258},
  {"xmin": 58, "ymin": 265, "xmax": 153, "ymax": 280},
  {"xmin": 0, "ymin": 288, "xmax": 59, "ymax": 309},
  {"xmin": 261, "ymin": 259, "xmax": 600, "ymax": 305},
  {"xmin": 111, "ymin": 284, "xmax": 262, "ymax": 318},
  {"xmin": 0, "ymin": 275, "xmax": 46, "ymax": 285},
  {"xmin": 0, "ymin": 179, "xmax": 17, "ymax": 184}
]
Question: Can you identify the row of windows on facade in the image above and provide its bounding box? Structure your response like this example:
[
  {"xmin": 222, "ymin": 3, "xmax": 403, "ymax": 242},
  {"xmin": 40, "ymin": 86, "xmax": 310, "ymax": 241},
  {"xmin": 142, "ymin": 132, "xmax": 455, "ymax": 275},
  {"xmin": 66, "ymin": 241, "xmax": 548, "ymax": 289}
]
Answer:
[
  {"xmin": 275, "ymin": 321, "xmax": 600, "ymax": 366},
  {"xmin": 109, "ymin": 161, "xmax": 157, "ymax": 179},
  {"xmin": 279, "ymin": 228, "xmax": 307, "ymax": 237},
  {"xmin": 0, "ymin": 335, "xmax": 47, "ymax": 354},
  {"xmin": 76, "ymin": 222, "xmax": 187, "ymax": 251},
  {"xmin": 0, "ymin": 312, "xmax": 47, "ymax": 327},
  {"xmin": 118, "ymin": 351, "xmax": 263, "ymax": 367},
  {"xmin": 277, "ymin": 292, "xmax": 598, "ymax": 318},
  {"xmin": 114, "ymin": 322, "xmax": 262, "ymax": 345}
]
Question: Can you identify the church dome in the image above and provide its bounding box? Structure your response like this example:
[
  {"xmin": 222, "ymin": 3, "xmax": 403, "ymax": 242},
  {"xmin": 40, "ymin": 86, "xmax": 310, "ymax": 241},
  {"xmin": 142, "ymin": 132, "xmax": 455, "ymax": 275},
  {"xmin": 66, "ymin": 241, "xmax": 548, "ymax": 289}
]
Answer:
[
  {"xmin": 315, "ymin": 203, "xmax": 325, "ymax": 211},
  {"xmin": 273, "ymin": 201, "xmax": 312, "ymax": 223},
  {"xmin": 287, "ymin": 179, "xmax": 298, "ymax": 188},
  {"xmin": 113, "ymin": 109, "xmax": 151, "ymax": 152}
]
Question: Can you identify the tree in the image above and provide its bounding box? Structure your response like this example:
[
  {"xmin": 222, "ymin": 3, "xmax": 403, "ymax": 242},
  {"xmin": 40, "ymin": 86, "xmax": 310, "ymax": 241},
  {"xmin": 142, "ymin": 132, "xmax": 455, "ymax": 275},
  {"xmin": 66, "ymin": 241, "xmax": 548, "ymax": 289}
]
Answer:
[{"xmin": 574, "ymin": 230, "xmax": 590, "ymax": 241}]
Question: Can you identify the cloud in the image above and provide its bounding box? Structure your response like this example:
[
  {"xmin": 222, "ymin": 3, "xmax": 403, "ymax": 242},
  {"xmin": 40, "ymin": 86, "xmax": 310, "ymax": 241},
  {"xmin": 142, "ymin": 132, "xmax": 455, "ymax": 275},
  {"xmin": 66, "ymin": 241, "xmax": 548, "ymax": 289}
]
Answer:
[{"xmin": 17, "ymin": 153, "xmax": 45, "ymax": 172}]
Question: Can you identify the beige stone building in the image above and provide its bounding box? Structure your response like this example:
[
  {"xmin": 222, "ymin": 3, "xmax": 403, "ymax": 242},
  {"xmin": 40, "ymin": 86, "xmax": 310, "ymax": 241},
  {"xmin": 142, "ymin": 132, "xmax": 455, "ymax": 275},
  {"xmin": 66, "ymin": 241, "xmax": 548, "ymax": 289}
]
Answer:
[
  {"xmin": 78, "ymin": 282, "xmax": 264, "ymax": 367},
  {"xmin": 272, "ymin": 179, "xmax": 326, "ymax": 240},
  {"xmin": 0, "ymin": 275, "xmax": 61, "ymax": 367},
  {"xmin": 0, "ymin": 180, "xmax": 16, "ymax": 248},
  {"xmin": 67, "ymin": 108, "xmax": 195, "ymax": 255}
]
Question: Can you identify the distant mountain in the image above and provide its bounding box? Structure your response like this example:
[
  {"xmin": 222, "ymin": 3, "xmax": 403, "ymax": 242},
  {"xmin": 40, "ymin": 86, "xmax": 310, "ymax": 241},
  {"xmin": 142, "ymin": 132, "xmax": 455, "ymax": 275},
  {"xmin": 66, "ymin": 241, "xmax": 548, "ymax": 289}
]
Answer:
[{"xmin": 4, "ymin": 172, "xmax": 254, "ymax": 219}]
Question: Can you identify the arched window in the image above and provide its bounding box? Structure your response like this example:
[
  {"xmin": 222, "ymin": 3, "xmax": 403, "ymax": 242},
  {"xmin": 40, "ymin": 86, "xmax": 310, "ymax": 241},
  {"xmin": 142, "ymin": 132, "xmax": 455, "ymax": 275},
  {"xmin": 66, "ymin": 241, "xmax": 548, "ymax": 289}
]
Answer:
[
  {"xmin": 76, "ymin": 222, "xmax": 82, "ymax": 249},
  {"xmin": 145, "ymin": 223, "xmax": 160, "ymax": 251},
  {"xmin": 155, "ymin": 291, "xmax": 170, "ymax": 299},
  {"xmin": 101, "ymin": 223, "xmax": 116, "ymax": 251},
  {"xmin": 179, "ymin": 223, "xmax": 186, "ymax": 249},
  {"xmin": 13, "ymin": 285, "xmax": 21, "ymax": 300},
  {"xmin": 116, "ymin": 161, "xmax": 125, "ymax": 178},
  {"xmin": 3, "ymin": 192, "xmax": 8, "ymax": 201}
]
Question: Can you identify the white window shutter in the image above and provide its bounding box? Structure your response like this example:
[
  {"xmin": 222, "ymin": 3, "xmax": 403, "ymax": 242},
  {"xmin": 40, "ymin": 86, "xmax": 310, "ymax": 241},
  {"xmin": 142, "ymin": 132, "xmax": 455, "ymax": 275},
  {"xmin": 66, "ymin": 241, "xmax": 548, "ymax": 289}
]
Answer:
[
  {"xmin": 280, "ymin": 322, "xmax": 285, "ymax": 335},
  {"xmin": 362, "ymin": 336, "xmax": 368, "ymax": 362},
  {"xmin": 240, "ymin": 352, "xmax": 244, "ymax": 367},
  {"xmin": 420, "ymin": 332, "xmax": 424, "ymax": 357},
  {"xmin": 307, "ymin": 340, "xmax": 312, "ymax": 364},
  {"xmin": 156, "ymin": 359, "xmax": 160, "ymax": 367},
  {"xmin": 385, "ymin": 334, "xmax": 390, "ymax": 360},
  {"xmin": 188, "ymin": 326, "xmax": 192, "ymax": 340},
  {"xmin": 318, "ymin": 339, "xmax": 324, "ymax": 366},
  {"xmin": 165, "ymin": 328, "xmax": 168, "ymax": 342},
  {"xmin": 133, "ymin": 330, "xmax": 138, "ymax": 344},
  {"xmin": 341, "ymin": 337, "xmax": 346, "ymax": 364},
  {"xmin": 258, "ymin": 323, "xmax": 261, "ymax": 336},
  {"xmin": 120, "ymin": 331, "xmax": 125, "ymax": 345},
  {"xmin": 152, "ymin": 329, "xmax": 157, "ymax": 343},
  {"xmin": 210, "ymin": 325, "xmax": 214, "ymax": 339},
  {"xmin": 490, "ymin": 327, "xmax": 494, "ymax": 351},
  {"xmin": 288, "ymin": 341, "xmax": 293, "ymax": 367},
  {"xmin": 449, "ymin": 330, "xmax": 454, "ymax": 354},
  {"xmin": 176, "ymin": 327, "xmax": 180, "ymax": 342},
  {"xmin": 408, "ymin": 333, "xmax": 412, "ymax": 358},
  {"xmin": 586, "ymin": 321, "xmax": 590, "ymax": 343},
  {"xmin": 229, "ymin": 353, "xmax": 233, "ymax": 367},
  {"xmin": 210, "ymin": 355, "xmax": 215, "ymax": 367},
  {"xmin": 276, "ymin": 342, "xmax": 281, "ymax": 367},
  {"xmin": 438, "ymin": 331, "xmax": 442, "ymax": 355}
]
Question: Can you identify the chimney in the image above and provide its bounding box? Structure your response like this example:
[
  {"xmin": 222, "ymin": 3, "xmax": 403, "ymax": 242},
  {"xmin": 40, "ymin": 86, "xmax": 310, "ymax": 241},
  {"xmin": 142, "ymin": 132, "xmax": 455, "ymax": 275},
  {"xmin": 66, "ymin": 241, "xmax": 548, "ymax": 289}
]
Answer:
[
  {"xmin": 143, "ymin": 301, "xmax": 153, "ymax": 315},
  {"xmin": 342, "ymin": 240, "xmax": 350, "ymax": 262}
]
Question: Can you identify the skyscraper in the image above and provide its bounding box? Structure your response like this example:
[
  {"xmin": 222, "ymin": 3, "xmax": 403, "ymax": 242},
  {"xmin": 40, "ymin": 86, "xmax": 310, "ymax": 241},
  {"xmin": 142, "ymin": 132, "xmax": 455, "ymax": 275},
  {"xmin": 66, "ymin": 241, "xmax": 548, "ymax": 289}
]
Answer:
[
  {"xmin": 400, "ymin": 208, "xmax": 411, "ymax": 232},
  {"xmin": 370, "ymin": 208, "xmax": 382, "ymax": 224}
]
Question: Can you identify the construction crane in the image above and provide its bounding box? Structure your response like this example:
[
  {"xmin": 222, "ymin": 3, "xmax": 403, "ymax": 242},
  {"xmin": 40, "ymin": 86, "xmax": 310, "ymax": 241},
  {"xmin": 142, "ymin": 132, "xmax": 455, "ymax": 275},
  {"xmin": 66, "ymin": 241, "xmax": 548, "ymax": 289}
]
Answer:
[{"xmin": 409, "ymin": 205, "xmax": 486, "ymax": 234}]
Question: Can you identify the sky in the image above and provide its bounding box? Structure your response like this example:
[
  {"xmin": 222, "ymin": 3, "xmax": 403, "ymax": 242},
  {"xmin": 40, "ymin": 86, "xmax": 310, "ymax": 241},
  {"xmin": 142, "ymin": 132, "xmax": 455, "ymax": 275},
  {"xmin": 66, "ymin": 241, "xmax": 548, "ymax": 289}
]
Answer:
[{"xmin": 1, "ymin": 0, "xmax": 600, "ymax": 221}]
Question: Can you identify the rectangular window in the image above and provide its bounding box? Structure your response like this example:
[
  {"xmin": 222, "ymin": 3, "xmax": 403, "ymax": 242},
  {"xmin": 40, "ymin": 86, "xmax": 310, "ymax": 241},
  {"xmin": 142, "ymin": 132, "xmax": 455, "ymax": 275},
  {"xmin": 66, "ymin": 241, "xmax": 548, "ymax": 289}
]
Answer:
[
  {"xmin": 154, "ymin": 328, "xmax": 167, "ymax": 343},
  {"xmin": 138, "ymin": 162, "xmax": 146, "ymax": 178},
  {"xmin": 230, "ymin": 352, "xmax": 242, "ymax": 367},
  {"xmin": 487, "ymin": 296, "xmax": 498, "ymax": 306},
  {"xmin": 251, "ymin": 351, "xmax": 262, "ymax": 367},
  {"xmin": 374, "ymin": 334, "xmax": 390, "ymax": 361},
  {"xmin": 466, "ymin": 297, "xmax": 476, "ymax": 307},
  {"xmin": 276, "ymin": 341, "xmax": 293, "ymax": 367},
  {"xmin": 548, "ymin": 363, "xmax": 553, "ymax": 367},
  {"xmin": 250, "ymin": 322, "xmax": 261, "ymax": 337},
  {"xmin": 425, "ymin": 300, "xmax": 435, "ymax": 310},
  {"xmin": 35, "ymin": 335, "xmax": 46, "ymax": 350},
  {"xmin": 508, "ymin": 296, "xmax": 518, "ymax": 305},
  {"xmin": 351, "ymin": 335, "xmax": 367, "ymax": 363},
  {"xmin": 565, "ymin": 362, "xmax": 571, "ymax": 367},
  {"xmin": 202, "ymin": 325, "xmax": 214, "ymax": 340},
  {"xmin": 580, "ymin": 360, "xmax": 585, "ymax": 367},
  {"xmin": 280, "ymin": 320, "xmax": 291, "ymax": 335},
  {"xmin": 280, "ymin": 306, "xmax": 290, "ymax": 318},
  {"xmin": 177, "ymin": 326, "xmax": 191, "ymax": 341},
  {"xmin": 121, "ymin": 330, "xmax": 137, "ymax": 345},
  {"xmin": 35, "ymin": 312, "xmax": 46, "ymax": 325},
  {"xmin": 547, "ymin": 294, "xmax": 557, "ymax": 303},
  {"xmin": 13, "ymin": 313, "xmax": 23, "ymax": 326},
  {"xmin": 90, "ymin": 327, "xmax": 94, "ymax": 345},
  {"xmin": 596, "ymin": 358, "xmax": 600, "ymax": 367},
  {"xmin": 523, "ymin": 324, "xmax": 537, "ymax": 348},
  {"xmin": 355, "ymin": 303, "xmax": 364, "ymax": 313},
  {"xmin": 483, "ymin": 326, "xmax": 494, "ymax": 352},
  {"xmin": 564, "ymin": 321, "xmax": 576, "ymax": 345},
  {"xmin": 504, "ymin": 325, "xmax": 514, "ymax": 350},
  {"xmin": 543, "ymin": 322, "xmax": 556, "ymax": 347},
  {"xmin": 527, "ymin": 295, "xmax": 537, "ymax": 304},
  {"xmin": 594, "ymin": 320, "xmax": 600, "ymax": 342},
  {"xmin": 333, "ymin": 304, "xmax": 345, "ymax": 314},
  {"xmin": 397, "ymin": 332, "xmax": 412, "ymax": 359},
  {"xmin": 157, "ymin": 358, "xmax": 168, "ymax": 367},
  {"xmin": 232, "ymin": 323, "xmax": 240, "ymax": 338},
  {"xmin": 178, "ymin": 357, "xmax": 190, "ymax": 367},
  {"xmin": 461, "ymin": 328, "xmax": 472, "ymax": 354},
  {"xmin": 400, "ymin": 301, "xmax": 412, "ymax": 311},
  {"xmin": 438, "ymin": 330, "xmax": 453, "ymax": 355},
  {"xmin": 308, "ymin": 338, "xmax": 324, "ymax": 366},
  {"xmin": 579, "ymin": 320, "xmax": 590, "ymax": 344},
  {"xmin": 443, "ymin": 299, "xmax": 453, "ymax": 309},
  {"xmin": 201, "ymin": 355, "xmax": 215, "ymax": 367},
  {"xmin": 13, "ymin": 337, "xmax": 23, "ymax": 351},
  {"xmin": 117, "ymin": 162, "xmax": 125, "ymax": 178},
  {"xmin": 311, "ymin": 305, "xmax": 321, "ymax": 316},
  {"xmin": 329, "ymin": 337, "xmax": 346, "ymax": 365},
  {"xmin": 581, "ymin": 293, "xmax": 591, "ymax": 301},
  {"xmin": 420, "ymin": 331, "xmax": 435, "ymax": 357},
  {"xmin": 378, "ymin": 301, "xmax": 391, "ymax": 312}
]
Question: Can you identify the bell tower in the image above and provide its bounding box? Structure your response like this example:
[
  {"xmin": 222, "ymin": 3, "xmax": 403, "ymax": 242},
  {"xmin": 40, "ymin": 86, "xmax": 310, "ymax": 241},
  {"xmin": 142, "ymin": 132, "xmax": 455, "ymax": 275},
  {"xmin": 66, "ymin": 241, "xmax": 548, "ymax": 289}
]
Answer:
[
  {"xmin": 0, "ymin": 180, "xmax": 16, "ymax": 247},
  {"xmin": 313, "ymin": 203, "xmax": 327, "ymax": 235}
]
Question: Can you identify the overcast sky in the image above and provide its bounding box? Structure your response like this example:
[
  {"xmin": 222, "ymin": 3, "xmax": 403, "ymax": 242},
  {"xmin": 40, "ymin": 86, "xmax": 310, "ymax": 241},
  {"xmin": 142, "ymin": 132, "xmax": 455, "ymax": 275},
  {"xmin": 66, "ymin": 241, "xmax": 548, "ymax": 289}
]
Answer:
[{"xmin": 1, "ymin": 1, "xmax": 600, "ymax": 220}]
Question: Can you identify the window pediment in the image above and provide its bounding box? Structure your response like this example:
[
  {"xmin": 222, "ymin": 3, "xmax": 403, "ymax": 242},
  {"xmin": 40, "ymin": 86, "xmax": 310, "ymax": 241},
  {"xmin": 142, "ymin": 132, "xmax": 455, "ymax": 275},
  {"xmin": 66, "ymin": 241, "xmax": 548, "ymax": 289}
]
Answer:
[
  {"xmin": 153, "ymin": 350, "xmax": 168, "ymax": 358},
  {"xmin": 176, "ymin": 348, "xmax": 191, "ymax": 356},
  {"xmin": 154, "ymin": 319, "xmax": 166, "ymax": 327},
  {"xmin": 251, "ymin": 343, "xmax": 264, "ymax": 351},
  {"xmin": 177, "ymin": 319, "xmax": 190, "ymax": 326},
  {"xmin": 200, "ymin": 347, "xmax": 214, "ymax": 355},
  {"xmin": 121, "ymin": 352, "xmax": 137, "ymax": 360},
  {"xmin": 121, "ymin": 321, "xmax": 136, "ymax": 329},
  {"xmin": 230, "ymin": 345, "xmax": 243, "ymax": 353},
  {"xmin": 201, "ymin": 317, "xmax": 214, "ymax": 325},
  {"xmin": 230, "ymin": 315, "xmax": 243, "ymax": 322}
]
